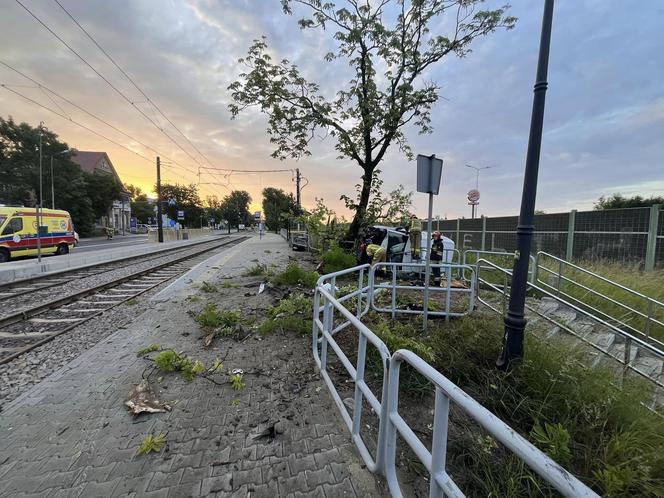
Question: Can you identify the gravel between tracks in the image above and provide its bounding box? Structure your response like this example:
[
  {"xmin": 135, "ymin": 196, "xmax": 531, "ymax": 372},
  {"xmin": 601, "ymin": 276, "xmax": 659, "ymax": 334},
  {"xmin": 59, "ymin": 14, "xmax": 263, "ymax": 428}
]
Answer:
[
  {"xmin": 0, "ymin": 240, "xmax": 242, "ymax": 409},
  {"xmin": 0, "ymin": 238, "xmax": 232, "ymax": 320}
]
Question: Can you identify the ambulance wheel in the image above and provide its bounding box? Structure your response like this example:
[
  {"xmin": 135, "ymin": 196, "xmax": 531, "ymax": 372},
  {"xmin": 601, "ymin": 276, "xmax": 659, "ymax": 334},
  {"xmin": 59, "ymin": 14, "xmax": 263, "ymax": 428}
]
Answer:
[
  {"xmin": 56, "ymin": 243, "xmax": 69, "ymax": 256},
  {"xmin": 0, "ymin": 249, "xmax": 9, "ymax": 263}
]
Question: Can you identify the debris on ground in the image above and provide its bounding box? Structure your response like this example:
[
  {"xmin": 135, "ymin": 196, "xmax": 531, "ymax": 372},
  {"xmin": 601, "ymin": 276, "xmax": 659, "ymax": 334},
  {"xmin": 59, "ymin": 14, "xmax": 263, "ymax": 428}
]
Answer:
[{"xmin": 124, "ymin": 380, "xmax": 171, "ymax": 416}]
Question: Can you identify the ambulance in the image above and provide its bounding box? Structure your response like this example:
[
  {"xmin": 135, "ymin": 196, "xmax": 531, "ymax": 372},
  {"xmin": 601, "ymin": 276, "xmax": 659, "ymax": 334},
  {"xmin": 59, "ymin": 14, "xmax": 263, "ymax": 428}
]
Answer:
[{"xmin": 0, "ymin": 206, "xmax": 76, "ymax": 262}]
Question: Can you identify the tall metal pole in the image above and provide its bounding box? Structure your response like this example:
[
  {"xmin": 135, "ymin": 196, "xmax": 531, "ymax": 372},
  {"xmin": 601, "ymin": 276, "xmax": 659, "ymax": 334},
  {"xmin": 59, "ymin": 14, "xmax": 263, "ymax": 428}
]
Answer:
[
  {"xmin": 295, "ymin": 168, "xmax": 301, "ymax": 209},
  {"xmin": 37, "ymin": 124, "xmax": 43, "ymax": 262},
  {"xmin": 156, "ymin": 157, "xmax": 164, "ymax": 243},
  {"xmin": 498, "ymin": 0, "xmax": 554, "ymax": 369},
  {"xmin": 50, "ymin": 155, "xmax": 55, "ymax": 209}
]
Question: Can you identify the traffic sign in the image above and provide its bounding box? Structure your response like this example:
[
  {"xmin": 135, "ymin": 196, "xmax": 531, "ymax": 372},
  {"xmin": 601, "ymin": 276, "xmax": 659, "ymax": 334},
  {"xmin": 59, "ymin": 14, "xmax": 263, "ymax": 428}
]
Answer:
[
  {"xmin": 254, "ymin": 211, "xmax": 261, "ymax": 220},
  {"xmin": 416, "ymin": 154, "xmax": 443, "ymax": 195},
  {"xmin": 467, "ymin": 189, "xmax": 480, "ymax": 203},
  {"xmin": 168, "ymin": 198, "xmax": 176, "ymax": 206},
  {"xmin": 177, "ymin": 210, "xmax": 185, "ymax": 220}
]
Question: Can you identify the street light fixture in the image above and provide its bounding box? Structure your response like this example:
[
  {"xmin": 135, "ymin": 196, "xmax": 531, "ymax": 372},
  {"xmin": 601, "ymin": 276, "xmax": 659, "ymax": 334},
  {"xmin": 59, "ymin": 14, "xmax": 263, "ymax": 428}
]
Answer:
[{"xmin": 465, "ymin": 164, "xmax": 492, "ymax": 218}]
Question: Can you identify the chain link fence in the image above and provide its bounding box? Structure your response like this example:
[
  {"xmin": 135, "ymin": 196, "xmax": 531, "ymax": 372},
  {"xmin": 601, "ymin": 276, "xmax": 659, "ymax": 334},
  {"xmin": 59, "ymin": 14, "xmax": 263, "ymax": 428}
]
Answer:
[{"xmin": 438, "ymin": 205, "xmax": 663, "ymax": 270}]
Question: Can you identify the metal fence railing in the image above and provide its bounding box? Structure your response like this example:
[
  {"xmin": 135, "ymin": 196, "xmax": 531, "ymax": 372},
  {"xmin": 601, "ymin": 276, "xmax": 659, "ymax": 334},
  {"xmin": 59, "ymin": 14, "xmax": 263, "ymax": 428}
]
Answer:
[
  {"xmin": 438, "ymin": 205, "xmax": 663, "ymax": 270},
  {"xmin": 313, "ymin": 265, "xmax": 599, "ymax": 497},
  {"xmin": 534, "ymin": 251, "xmax": 664, "ymax": 349},
  {"xmin": 475, "ymin": 258, "xmax": 664, "ymax": 393}
]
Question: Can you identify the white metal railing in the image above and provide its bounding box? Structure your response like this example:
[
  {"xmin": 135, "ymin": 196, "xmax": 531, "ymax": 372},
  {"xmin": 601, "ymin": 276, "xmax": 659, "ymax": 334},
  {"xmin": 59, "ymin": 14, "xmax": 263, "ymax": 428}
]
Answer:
[
  {"xmin": 462, "ymin": 249, "xmax": 536, "ymax": 283},
  {"xmin": 475, "ymin": 258, "xmax": 664, "ymax": 390},
  {"xmin": 534, "ymin": 251, "xmax": 664, "ymax": 348},
  {"xmin": 384, "ymin": 350, "xmax": 599, "ymax": 498},
  {"xmin": 312, "ymin": 265, "xmax": 599, "ymax": 497},
  {"xmin": 369, "ymin": 262, "xmax": 475, "ymax": 320}
]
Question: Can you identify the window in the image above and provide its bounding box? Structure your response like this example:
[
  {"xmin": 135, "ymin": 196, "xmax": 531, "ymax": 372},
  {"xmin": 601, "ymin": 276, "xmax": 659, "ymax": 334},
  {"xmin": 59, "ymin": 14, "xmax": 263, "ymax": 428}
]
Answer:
[{"xmin": 2, "ymin": 217, "xmax": 23, "ymax": 236}]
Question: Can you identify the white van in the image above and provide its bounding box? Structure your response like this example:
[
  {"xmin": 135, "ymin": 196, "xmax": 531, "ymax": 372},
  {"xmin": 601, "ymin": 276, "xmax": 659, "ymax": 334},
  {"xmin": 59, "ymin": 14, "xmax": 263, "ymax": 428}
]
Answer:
[{"xmin": 359, "ymin": 225, "xmax": 455, "ymax": 268}]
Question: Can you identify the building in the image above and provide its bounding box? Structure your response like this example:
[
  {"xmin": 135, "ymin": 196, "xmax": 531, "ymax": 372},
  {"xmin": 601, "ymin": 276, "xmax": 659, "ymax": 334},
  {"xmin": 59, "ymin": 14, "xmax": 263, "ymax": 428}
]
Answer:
[{"xmin": 71, "ymin": 151, "xmax": 131, "ymax": 233}]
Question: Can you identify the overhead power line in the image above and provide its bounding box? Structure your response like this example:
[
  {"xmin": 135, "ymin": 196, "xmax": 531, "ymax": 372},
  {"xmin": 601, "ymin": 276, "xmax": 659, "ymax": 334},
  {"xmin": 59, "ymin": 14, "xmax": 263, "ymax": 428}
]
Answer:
[
  {"xmin": 13, "ymin": 0, "xmax": 204, "ymax": 168},
  {"xmin": 52, "ymin": 0, "xmax": 220, "ymax": 171},
  {"xmin": 0, "ymin": 59, "xmax": 202, "ymax": 183}
]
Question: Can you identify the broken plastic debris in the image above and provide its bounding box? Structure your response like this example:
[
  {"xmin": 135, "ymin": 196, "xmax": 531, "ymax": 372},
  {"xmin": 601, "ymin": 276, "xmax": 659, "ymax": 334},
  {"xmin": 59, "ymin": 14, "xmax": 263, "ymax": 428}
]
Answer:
[
  {"xmin": 231, "ymin": 368, "xmax": 244, "ymax": 375},
  {"xmin": 258, "ymin": 282, "xmax": 266, "ymax": 294},
  {"xmin": 124, "ymin": 380, "xmax": 172, "ymax": 416}
]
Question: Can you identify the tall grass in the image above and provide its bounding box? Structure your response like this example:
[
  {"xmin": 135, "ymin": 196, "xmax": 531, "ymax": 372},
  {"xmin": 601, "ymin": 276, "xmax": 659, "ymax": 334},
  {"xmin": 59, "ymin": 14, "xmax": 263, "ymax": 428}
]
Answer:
[
  {"xmin": 364, "ymin": 313, "xmax": 664, "ymax": 497},
  {"xmin": 537, "ymin": 258, "xmax": 664, "ymax": 341}
]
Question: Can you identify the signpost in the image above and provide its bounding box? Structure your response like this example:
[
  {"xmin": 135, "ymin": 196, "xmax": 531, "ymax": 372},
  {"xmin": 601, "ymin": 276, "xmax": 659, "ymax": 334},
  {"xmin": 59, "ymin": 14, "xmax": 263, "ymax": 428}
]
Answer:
[
  {"xmin": 254, "ymin": 211, "xmax": 261, "ymax": 221},
  {"xmin": 467, "ymin": 189, "xmax": 480, "ymax": 218},
  {"xmin": 416, "ymin": 154, "xmax": 443, "ymax": 330},
  {"xmin": 177, "ymin": 210, "xmax": 185, "ymax": 221}
]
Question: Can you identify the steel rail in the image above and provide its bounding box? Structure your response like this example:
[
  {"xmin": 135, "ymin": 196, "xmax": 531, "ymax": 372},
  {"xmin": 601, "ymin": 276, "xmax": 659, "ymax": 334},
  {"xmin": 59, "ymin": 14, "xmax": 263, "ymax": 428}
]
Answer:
[
  {"xmin": 0, "ymin": 237, "xmax": 247, "ymax": 330},
  {"xmin": 0, "ymin": 235, "xmax": 231, "ymax": 299}
]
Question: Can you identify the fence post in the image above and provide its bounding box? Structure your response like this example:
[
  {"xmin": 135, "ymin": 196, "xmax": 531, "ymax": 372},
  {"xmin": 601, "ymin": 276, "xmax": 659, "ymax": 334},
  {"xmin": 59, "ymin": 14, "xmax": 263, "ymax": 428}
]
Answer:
[
  {"xmin": 645, "ymin": 204, "xmax": 661, "ymax": 272},
  {"xmin": 481, "ymin": 216, "xmax": 487, "ymax": 251},
  {"xmin": 456, "ymin": 219, "xmax": 460, "ymax": 246},
  {"xmin": 566, "ymin": 209, "xmax": 576, "ymax": 261}
]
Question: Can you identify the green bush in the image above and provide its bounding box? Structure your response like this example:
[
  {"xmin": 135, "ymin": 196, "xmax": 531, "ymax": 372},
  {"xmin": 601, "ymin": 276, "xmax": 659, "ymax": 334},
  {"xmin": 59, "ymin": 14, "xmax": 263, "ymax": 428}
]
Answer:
[
  {"xmin": 260, "ymin": 293, "xmax": 313, "ymax": 336},
  {"xmin": 271, "ymin": 262, "xmax": 318, "ymax": 288},
  {"xmin": 321, "ymin": 246, "xmax": 356, "ymax": 273},
  {"xmin": 195, "ymin": 304, "xmax": 240, "ymax": 329},
  {"xmin": 245, "ymin": 263, "xmax": 268, "ymax": 277}
]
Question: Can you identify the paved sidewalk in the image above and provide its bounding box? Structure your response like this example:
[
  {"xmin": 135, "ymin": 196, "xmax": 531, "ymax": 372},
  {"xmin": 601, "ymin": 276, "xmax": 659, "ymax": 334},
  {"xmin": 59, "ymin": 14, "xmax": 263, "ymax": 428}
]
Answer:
[{"xmin": 0, "ymin": 234, "xmax": 384, "ymax": 497}]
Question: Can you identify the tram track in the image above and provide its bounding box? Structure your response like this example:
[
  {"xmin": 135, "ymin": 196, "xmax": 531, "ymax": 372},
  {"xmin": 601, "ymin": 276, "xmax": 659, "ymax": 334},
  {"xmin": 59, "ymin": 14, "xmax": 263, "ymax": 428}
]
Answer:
[{"xmin": 0, "ymin": 235, "xmax": 249, "ymax": 364}]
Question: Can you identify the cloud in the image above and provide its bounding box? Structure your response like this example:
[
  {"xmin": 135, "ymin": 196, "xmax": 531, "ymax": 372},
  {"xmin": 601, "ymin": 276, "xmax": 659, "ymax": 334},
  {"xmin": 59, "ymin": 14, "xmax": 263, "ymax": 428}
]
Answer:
[{"xmin": 0, "ymin": 0, "xmax": 662, "ymax": 219}]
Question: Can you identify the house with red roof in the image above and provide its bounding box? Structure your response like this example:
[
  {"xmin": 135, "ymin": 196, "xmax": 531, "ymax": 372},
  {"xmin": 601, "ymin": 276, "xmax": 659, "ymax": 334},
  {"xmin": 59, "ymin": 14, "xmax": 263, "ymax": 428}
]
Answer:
[{"xmin": 71, "ymin": 151, "xmax": 132, "ymax": 233}]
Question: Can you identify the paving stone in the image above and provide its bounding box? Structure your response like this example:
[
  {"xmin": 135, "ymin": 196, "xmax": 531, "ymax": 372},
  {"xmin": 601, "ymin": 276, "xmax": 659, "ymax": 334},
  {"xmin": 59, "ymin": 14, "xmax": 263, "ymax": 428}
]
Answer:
[
  {"xmin": 305, "ymin": 466, "xmax": 336, "ymax": 489},
  {"xmin": 200, "ymin": 474, "xmax": 233, "ymax": 495},
  {"xmin": 323, "ymin": 477, "xmax": 358, "ymax": 497},
  {"xmin": 79, "ymin": 478, "xmax": 122, "ymax": 497},
  {"xmin": 180, "ymin": 465, "xmax": 211, "ymax": 484},
  {"xmin": 232, "ymin": 467, "xmax": 262, "ymax": 490}
]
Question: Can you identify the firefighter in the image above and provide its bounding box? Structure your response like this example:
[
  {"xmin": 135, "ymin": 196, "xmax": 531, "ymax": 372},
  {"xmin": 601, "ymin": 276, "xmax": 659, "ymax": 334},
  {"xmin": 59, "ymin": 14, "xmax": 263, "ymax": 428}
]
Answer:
[
  {"xmin": 430, "ymin": 231, "xmax": 445, "ymax": 286},
  {"xmin": 105, "ymin": 225, "xmax": 113, "ymax": 240},
  {"xmin": 365, "ymin": 242, "xmax": 386, "ymax": 266},
  {"xmin": 409, "ymin": 214, "xmax": 422, "ymax": 260}
]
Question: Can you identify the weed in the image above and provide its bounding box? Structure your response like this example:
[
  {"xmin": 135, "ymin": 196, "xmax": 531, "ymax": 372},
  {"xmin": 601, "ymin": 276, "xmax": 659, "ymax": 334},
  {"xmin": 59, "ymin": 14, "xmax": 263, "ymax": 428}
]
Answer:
[
  {"xmin": 230, "ymin": 373, "xmax": 245, "ymax": 390},
  {"xmin": 530, "ymin": 422, "xmax": 572, "ymax": 466},
  {"xmin": 127, "ymin": 298, "xmax": 138, "ymax": 306},
  {"xmin": 270, "ymin": 262, "xmax": 318, "ymax": 288},
  {"xmin": 231, "ymin": 398, "xmax": 241, "ymax": 406},
  {"xmin": 195, "ymin": 304, "xmax": 240, "ymax": 329},
  {"xmin": 136, "ymin": 344, "xmax": 162, "ymax": 357},
  {"xmin": 200, "ymin": 281, "xmax": 217, "ymax": 293},
  {"xmin": 221, "ymin": 281, "xmax": 238, "ymax": 289},
  {"xmin": 154, "ymin": 350, "xmax": 205, "ymax": 381},
  {"xmin": 137, "ymin": 433, "xmax": 167, "ymax": 455},
  {"xmin": 260, "ymin": 293, "xmax": 313, "ymax": 336},
  {"xmin": 321, "ymin": 246, "xmax": 356, "ymax": 273},
  {"xmin": 209, "ymin": 358, "xmax": 224, "ymax": 373},
  {"xmin": 189, "ymin": 295, "xmax": 201, "ymax": 302},
  {"xmin": 245, "ymin": 263, "xmax": 268, "ymax": 277}
]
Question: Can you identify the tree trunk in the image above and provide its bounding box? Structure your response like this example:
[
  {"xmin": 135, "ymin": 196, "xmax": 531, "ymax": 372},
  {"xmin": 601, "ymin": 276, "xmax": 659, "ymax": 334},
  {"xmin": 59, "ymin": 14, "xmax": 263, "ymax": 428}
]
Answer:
[{"xmin": 346, "ymin": 165, "xmax": 374, "ymax": 242}]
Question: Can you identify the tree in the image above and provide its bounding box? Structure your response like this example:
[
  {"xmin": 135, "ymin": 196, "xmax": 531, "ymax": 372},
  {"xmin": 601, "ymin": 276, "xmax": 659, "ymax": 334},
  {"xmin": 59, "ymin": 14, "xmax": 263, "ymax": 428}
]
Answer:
[
  {"xmin": 84, "ymin": 171, "xmax": 122, "ymax": 220},
  {"xmin": 594, "ymin": 194, "xmax": 664, "ymax": 210},
  {"xmin": 204, "ymin": 195, "xmax": 223, "ymax": 226},
  {"xmin": 125, "ymin": 184, "xmax": 155, "ymax": 224},
  {"xmin": 341, "ymin": 169, "xmax": 413, "ymax": 228},
  {"xmin": 229, "ymin": 0, "xmax": 516, "ymax": 240},
  {"xmin": 157, "ymin": 183, "xmax": 204, "ymax": 228},
  {"xmin": 262, "ymin": 187, "xmax": 298, "ymax": 232},
  {"xmin": 220, "ymin": 190, "xmax": 252, "ymax": 231},
  {"xmin": 0, "ymin": 116, "xmax": 95, "ymax": 235}
]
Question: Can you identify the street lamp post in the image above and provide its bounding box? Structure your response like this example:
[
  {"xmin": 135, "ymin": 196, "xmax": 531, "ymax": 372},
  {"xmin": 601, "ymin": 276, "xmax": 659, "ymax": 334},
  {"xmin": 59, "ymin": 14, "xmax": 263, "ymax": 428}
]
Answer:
[
  {"xmin": 37, "ymin": 122, "xmax": 44, "ymax": 262},
  {"xmin": 50, "ymin": 149, "xmax": 71, "ymax": 209},
  {"xmin": 498, "ymin": 0, "xmax": 555, "ymax": 369},
  {"xmin": 465, "ymin": 164, "xmax": 491, "ymax": 219}
]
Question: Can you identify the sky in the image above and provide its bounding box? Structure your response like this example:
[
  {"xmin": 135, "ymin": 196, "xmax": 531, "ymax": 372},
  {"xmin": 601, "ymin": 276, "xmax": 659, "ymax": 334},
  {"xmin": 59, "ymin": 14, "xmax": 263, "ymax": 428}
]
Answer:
[{"xmin": 0, "ymin": 0, "xmax": 662, "ymax": 219}]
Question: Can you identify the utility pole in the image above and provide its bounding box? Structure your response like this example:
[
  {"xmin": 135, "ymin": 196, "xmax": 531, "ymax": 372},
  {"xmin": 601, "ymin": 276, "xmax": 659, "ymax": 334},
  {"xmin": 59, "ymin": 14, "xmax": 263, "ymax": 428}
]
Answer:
[
  {"xmin": 37, "ymin": 122, "xmax": 44, "ymax": 262},
  {"xmin": 156, "ymin": 157, "xmax": 164, "ymax": 243},
  {"xmin": 295, "ymin": 168, "xmax": 301, "ymax": 209},
  {"xmin": 498, "ymin": 0, "xmax": 555, "ymax": 369}
]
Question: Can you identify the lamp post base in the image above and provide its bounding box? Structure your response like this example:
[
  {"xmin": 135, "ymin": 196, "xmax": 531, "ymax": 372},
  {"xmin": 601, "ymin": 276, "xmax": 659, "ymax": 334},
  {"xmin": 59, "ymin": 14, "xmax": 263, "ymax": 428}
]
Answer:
[{"xmin": 497, "ymin": 311, "xmax": 527, "ymax": 370}]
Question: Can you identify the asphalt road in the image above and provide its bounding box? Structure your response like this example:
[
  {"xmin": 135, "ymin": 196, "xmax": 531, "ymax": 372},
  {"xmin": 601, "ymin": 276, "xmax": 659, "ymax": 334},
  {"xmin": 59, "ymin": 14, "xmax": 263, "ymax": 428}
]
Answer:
[{"xmin": 75, "ymin": 234, "xmax": 149, "ymax": 253}]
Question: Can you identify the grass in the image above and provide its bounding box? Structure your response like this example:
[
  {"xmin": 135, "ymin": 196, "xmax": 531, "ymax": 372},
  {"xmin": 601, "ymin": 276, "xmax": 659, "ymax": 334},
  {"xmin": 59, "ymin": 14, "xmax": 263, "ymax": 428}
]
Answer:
[
  {"xmin": 137, "ymin": 433, "xmax": 167, "ymax": 455},
  {"xmin": 136, "ymin": 344, "xmax": 162, "ymax": 357},
  {"xmin": 270, "ymin": 262, "xmax": 318, "ymax": 288},
  {"xmin": 126, "ymin": 298, "xmax": 138, "ymax": 306},
  {"xmin": 364, "ymin": 313, "xmax": 664, "ymax": 497},
  {"xmin": 245, "ymin": 263, "xmax": 269, "ymax": 277},
  {"xmin": 259, "ymin": 293, "xmax": 312, "ymax": 336},
  {"xmin": 154, "ymin": 349, "xmax": 205, "ymax": 381},
  {"xmin": 200, "ymin": 281, "xmax": 217, "ymax": 293},
  {"xmin": 321, "ymin": 246, "xmax": 356, "ymax": 273},
  {"xmin": 537, "ymin": 258, "xmax": 664, "ymax": 341},
  {"xmin": 194, "ymin": 304, "xmax": 240, "ymax": 330},
  {"xmin": 230, "ymin": 373, "xmax": 245, "ymax": 390}
]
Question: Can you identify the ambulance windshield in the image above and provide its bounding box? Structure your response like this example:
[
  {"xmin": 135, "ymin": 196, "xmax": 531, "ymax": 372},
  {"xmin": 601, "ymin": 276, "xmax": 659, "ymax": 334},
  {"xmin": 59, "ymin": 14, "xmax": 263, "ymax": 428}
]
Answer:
[{"xmin": 0, "ymin": 216, "xmax": 6, "ymax": 229}]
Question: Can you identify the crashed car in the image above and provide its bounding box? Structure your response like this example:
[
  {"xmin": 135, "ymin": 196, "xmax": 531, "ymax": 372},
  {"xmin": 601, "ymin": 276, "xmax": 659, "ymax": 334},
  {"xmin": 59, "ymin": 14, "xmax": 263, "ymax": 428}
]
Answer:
[
  {"xmin": 358, "ymin": 225, "xmax": 455, "ymax": 267},
  {"xmin": 290, "ymin": 231, "xmax": 308, "ymax": 251}
]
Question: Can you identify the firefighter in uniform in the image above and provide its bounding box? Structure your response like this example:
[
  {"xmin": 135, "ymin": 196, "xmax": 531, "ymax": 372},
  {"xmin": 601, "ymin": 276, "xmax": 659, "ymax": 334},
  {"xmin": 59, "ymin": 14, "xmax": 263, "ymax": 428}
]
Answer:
[
  {"xmin": 430, "ymin": 231, "xmax": 445, "ymax": 286},
  {"xmin": 409, "ymin": 214, "xmax": 422, "ymax": 260},
  {"xmin": 365, "ymin": 242, "xmax": 386, "ymax": 266}
]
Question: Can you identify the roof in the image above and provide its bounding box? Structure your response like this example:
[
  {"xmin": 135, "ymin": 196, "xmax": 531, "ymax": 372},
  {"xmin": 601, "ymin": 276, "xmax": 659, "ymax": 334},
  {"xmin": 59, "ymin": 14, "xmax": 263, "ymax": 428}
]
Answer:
[
  {"xmin": 70, "ymin": 151, "xmax": 106, "ymax": 174},
  {"xmin": 71, "ymin": 151, "xmax": 130, "ymax": 197}
]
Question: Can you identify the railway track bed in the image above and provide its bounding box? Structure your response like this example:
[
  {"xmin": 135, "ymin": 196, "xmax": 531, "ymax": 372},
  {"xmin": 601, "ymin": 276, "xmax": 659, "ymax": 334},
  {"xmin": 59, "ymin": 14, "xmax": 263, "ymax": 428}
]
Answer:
[{"xmin": 0, "ymin": 236, "xmax": 248, "ymax": 365}]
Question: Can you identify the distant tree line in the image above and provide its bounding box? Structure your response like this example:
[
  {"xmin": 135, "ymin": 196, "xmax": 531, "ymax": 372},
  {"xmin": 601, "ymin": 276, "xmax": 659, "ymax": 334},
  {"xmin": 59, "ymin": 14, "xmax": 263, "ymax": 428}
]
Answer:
[
  {"xmin": 0, "ymin": 117, "xmax": 121, "ymax": 236},
  {"xmin": 594, "ymin": 193, "xmax": 664, "ymax": 210}
]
